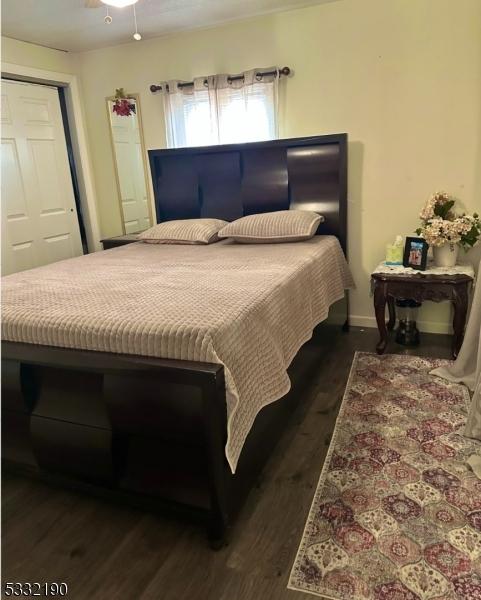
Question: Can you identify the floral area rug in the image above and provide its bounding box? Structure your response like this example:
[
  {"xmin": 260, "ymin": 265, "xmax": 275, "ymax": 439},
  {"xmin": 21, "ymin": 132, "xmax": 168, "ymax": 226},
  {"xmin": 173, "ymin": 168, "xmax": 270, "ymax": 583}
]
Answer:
[{"xmin": 288, "ymin": 352, "xmax": 481, "ymax": 600}]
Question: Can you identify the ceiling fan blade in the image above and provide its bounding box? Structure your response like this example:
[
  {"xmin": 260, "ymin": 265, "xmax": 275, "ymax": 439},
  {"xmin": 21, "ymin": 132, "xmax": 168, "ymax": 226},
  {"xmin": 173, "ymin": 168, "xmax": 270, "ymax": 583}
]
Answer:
[{"xmin": 85, "ymin": 0, "xmax": 103, "ymax": 8}]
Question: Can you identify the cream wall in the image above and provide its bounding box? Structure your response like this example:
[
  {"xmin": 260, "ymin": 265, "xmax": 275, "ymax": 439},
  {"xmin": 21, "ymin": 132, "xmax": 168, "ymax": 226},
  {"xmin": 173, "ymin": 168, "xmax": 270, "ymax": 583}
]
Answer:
[
  {"xmin": 4, "ymin": 0, "xmax": 481, "ymax": 332},
  {"xmin": 2, "ymin": 36, "xmax": 76, "ymax": 74}
]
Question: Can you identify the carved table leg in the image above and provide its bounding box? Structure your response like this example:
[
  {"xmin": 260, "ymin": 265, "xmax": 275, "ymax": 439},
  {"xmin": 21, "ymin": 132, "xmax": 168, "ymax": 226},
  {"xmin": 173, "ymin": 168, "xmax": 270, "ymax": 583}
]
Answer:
[
  {"xmin": 374, "ymin": 283, "xmax": 388, "ymax": 354},
  {"xmin": 451, "ymin": 283, "xmax": 468, "ymax": 359},
  {"xmin": 387, "ymin": 296, "xmax": 396, "ymax": 331}
]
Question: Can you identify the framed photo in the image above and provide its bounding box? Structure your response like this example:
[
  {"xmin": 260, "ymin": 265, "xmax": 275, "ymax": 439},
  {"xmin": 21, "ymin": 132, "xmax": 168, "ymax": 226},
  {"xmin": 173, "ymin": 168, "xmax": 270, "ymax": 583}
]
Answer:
[{"xmin": 403, "ymin": 237, "xmax": 429, "ymax": 270}]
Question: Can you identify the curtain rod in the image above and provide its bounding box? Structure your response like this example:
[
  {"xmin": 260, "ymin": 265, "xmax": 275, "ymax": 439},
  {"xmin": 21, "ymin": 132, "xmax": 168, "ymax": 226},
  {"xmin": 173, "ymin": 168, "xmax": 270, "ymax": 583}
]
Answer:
[{"xmin": 149, "ymin": 66, "xmax": 290, "ymax": 93}]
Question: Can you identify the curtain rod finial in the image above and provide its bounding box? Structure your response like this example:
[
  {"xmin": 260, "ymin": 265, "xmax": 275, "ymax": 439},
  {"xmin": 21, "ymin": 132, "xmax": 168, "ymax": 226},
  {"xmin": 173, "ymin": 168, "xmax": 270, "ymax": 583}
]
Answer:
[
  {"xmin": 280, "ymin": 66, "xmax": 290, "ymax": 76},
  {"xmin": 150, "ymin": 84, "xmax": 162, "ymax": 93}
]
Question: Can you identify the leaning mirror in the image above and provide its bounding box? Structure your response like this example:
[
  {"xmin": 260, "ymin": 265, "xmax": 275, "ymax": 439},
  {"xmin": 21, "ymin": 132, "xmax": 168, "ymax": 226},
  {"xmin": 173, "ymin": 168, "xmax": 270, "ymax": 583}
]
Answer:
[{"xmin": 107, "ymin": 92, "xmax": 153, "ymax": 234}]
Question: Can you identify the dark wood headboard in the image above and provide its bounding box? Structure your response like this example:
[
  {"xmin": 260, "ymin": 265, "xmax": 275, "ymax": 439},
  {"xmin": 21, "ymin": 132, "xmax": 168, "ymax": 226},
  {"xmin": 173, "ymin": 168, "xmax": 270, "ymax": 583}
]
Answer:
[{"xmin": 148, "ymin": 134, "xmax": 347, "ymax": 253}]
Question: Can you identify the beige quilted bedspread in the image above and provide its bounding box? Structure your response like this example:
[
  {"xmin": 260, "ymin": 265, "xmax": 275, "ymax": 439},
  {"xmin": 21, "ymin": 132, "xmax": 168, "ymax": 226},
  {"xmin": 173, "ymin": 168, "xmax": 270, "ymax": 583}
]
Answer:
[{"xmin": 2, "ymin": 236, "xmax": 354, "ymax": 472}]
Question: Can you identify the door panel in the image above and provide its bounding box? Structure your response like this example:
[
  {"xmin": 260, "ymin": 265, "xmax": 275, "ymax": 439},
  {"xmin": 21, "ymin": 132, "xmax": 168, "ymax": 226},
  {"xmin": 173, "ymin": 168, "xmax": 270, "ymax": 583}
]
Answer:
[
  {"xmin": 1, "ymin": 80, "xmax": 83, "ymax": 275},
  {"xmin": 2, "ymin": 139, "xmax": 28, "ymax": 219}
]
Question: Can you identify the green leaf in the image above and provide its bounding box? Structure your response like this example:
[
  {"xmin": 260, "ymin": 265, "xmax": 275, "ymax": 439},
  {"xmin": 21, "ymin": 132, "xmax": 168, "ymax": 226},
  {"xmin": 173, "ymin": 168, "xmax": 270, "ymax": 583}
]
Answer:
[
  {"xmin": 434, "ymin": 200, "xmax": 454, "ymax": 219},
  {"xmin": 460, "ymin": 224, "xmax": 481, "ymax": 248}
]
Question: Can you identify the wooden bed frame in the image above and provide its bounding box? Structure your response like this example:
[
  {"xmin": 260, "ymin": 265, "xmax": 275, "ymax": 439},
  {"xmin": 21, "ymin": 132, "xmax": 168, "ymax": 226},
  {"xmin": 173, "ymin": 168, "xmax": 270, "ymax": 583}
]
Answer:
[{"xmin": 2, "ymin": 134, "xmax": 348, "ymax": 548}]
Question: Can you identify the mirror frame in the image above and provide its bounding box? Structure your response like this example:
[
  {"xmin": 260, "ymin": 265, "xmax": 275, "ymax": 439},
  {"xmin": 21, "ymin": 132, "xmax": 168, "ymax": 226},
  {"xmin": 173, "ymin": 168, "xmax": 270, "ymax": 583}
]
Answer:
[{"xmin": 106, "ymin": 92, "xmax": 154, "ymax": 235}]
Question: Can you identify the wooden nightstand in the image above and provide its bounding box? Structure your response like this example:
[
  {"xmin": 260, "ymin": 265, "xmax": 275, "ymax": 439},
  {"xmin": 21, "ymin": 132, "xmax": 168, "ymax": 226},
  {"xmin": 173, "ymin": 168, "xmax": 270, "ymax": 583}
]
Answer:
[
  {"xmin": 101, "ymin": 233, "xmax": 142, "ymax": 250},
  {"xmin": 371, "ymin": 263, "xmax": 474, "ymax": 359}
]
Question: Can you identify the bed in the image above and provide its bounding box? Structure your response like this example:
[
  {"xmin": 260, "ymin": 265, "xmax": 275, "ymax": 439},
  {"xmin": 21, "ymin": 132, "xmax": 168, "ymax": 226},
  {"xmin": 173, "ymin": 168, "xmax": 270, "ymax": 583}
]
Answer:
[{"xmin": 2, "ymin": 134, "xmax": 350, "ymax": 547}]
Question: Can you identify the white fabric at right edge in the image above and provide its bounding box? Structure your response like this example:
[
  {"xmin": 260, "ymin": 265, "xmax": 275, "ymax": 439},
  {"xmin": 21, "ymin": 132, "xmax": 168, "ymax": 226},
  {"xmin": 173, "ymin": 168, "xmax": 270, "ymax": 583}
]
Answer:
[{"xmin": 430, "ymin": 259, "xmax": 481, "ymax": 475}]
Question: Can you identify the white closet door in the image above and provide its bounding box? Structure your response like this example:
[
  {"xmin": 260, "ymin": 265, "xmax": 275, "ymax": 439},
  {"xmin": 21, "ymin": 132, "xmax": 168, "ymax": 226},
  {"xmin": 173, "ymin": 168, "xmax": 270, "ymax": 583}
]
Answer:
[
  {"xmin": 110, "ymin": 108, "xmax": 150, "ymax": 234},
  {"xmin": 1, "ymin": 80, "xmax": 83, "ymax": 275}
]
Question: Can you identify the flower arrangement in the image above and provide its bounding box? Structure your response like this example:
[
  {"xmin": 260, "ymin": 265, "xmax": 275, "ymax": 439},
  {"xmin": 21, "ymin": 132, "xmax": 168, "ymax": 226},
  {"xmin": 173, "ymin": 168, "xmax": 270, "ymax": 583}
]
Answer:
[
  {"xmin": 416, "ymin": 191, "xmax": 480, "ymax": 250},
  {"xmin": 112, "ymin": 88, "xmax": 136, "ymax": 117}
]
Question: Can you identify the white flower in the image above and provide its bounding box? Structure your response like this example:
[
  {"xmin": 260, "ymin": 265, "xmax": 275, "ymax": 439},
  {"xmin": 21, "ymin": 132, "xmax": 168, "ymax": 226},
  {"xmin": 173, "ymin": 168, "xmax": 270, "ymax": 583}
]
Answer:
[{"xmin": 417, "ymin": 192, "xmax": 480, "ymax": 248}]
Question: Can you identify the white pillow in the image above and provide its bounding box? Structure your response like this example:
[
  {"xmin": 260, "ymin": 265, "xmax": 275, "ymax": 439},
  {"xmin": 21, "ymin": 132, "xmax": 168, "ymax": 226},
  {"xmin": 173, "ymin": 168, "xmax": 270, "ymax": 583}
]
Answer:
[
  {"xmin": 138, "ymin": 219, "xmax": 228, "ymax": 245},
  {"xmin": 218, "ymin": 210, "xmax": 323, "ymax": 243}
]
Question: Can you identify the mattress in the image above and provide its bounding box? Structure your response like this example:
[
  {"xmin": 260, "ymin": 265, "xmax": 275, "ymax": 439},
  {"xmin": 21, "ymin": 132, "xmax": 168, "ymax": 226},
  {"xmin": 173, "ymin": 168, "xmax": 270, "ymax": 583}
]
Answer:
[{"xmin": 2, "ymin": 236, "xmax": 354, "ymax": 472}]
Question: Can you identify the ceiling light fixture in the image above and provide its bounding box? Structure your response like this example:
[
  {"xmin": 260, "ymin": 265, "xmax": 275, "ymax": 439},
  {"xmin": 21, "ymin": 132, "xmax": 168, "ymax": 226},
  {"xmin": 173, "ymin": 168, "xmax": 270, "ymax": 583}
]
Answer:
[
  {"xmin": 96, "ymin": 0, "xmax": 142, "ymax": 42},
  {"xmin": 101, "ymin": 0, "xmax": 138, "ymax": 8}
]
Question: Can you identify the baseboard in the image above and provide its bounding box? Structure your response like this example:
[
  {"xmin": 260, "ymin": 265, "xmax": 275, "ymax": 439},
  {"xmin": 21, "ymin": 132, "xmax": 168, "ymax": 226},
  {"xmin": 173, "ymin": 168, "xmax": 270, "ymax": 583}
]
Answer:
[{"xmin": 349, "ymin": 315, "xmax": 452, "ymax": 335}]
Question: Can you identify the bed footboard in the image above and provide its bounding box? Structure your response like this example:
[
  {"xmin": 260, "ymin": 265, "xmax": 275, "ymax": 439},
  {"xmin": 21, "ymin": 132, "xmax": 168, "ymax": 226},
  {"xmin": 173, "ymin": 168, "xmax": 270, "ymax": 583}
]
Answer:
[{"xmin": 1, "ymin": 341, "xmax": 229, "ymax": 546}]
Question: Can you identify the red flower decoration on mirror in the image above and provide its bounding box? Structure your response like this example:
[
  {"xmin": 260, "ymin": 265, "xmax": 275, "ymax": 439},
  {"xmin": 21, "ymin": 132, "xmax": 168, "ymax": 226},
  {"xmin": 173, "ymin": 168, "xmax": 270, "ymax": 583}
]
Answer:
[{"xmin": 112, "ymin": 88, "xmax": 136, "ymax": 117}]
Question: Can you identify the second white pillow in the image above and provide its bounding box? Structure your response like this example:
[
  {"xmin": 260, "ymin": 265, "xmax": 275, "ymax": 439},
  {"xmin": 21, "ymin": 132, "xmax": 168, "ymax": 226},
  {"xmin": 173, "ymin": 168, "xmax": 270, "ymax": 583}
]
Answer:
[{"xmin": 218, "ymin": 210, "xmax": 323, "ymax": 243}]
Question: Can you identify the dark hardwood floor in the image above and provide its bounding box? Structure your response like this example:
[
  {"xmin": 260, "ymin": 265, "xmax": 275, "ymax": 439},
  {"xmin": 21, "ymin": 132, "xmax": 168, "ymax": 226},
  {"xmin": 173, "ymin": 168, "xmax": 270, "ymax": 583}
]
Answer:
[{"xmin": 2, "ymin": 326, "xmax": 452, "ymax": 600}]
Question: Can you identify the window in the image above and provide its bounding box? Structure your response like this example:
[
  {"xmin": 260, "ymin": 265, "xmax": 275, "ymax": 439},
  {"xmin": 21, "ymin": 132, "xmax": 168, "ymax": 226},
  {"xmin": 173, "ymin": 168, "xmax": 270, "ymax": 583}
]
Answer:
[{"xmin": 161, "ymin": 68, "xmax": 279, "ymax": 148}]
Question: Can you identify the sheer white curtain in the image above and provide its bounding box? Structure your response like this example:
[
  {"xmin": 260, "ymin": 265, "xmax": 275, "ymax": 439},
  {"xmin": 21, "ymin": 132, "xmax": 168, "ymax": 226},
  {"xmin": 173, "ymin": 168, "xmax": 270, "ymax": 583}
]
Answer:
[
  {"xmin": 430, "ymin": 258, "xmax": 481, "ymax": 477},
  {"xmin": 161, "ymin": 68, "xmax": 279, "ymax": 148}
]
